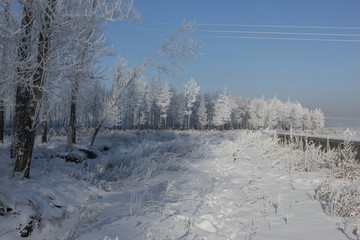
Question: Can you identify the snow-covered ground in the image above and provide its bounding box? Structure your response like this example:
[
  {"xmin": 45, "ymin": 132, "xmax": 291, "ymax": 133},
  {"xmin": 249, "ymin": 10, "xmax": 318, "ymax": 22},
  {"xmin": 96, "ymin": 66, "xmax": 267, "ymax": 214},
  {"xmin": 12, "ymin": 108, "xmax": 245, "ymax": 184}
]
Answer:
[{"xmin": 0, "ymin": 130, "xmax": 357, "ymax": 239}]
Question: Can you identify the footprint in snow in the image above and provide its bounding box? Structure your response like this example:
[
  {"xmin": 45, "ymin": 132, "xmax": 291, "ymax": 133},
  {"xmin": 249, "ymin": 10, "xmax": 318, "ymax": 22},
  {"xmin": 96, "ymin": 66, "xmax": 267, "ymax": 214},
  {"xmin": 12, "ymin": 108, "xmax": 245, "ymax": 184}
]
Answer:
[{"xmin": 197, "ymin": 220, "xmax": 217, "ymax": 233}]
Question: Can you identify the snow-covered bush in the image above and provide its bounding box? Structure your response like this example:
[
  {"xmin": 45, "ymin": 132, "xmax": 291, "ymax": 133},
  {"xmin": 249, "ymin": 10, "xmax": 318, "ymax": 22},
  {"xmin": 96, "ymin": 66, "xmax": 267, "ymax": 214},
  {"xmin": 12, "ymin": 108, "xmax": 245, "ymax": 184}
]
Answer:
[
  {"xmin": 333, "ymin": 129, "xmax": 359, "ymax": 180},
  {"xmin": 65, "ymin": 203, "xmax": 110, "ymax": 240},
  {"xmin": 315, "ymin": 179, "xmax": 360, "ymax": 237},
  {"xmin": 316, "ymin": 180, "xmax": 360, "ymax": 218},
  {"xmin": 291, "ymin": 141, "xmax": 325, "ymax": 172},
  {"xmin": 239, "ymin": 129, "xmax": 292, "ymax": 164}
]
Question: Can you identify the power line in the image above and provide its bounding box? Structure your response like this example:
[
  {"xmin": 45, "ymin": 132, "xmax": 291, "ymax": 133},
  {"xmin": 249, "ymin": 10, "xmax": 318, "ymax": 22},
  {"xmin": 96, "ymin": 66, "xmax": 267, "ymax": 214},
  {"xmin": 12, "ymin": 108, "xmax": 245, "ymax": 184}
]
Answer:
[
  {"xmin": 198, "ymin": 35, "xmax": 360, "ymax": 42},
  {"xmin": 108, "ymin": 23, "xmax": 360, "ymax": 42},
  {"xmin": 148, "ymin": 22, "xmax": 360, "ymax": 30},
  {"xmin": 197, "ymin": 30, "xmax": 360, "ymax": 37},
  {"xmin": 111, "ymin": 27, "xmax": 360, "ymax": 37},
  {"xmin": 326, "ymin": 117, "xmax": 360, "ymax": 120},
  {"xmin": 110, "ymin": 31, "xmax": 360, "ymax": 42}
]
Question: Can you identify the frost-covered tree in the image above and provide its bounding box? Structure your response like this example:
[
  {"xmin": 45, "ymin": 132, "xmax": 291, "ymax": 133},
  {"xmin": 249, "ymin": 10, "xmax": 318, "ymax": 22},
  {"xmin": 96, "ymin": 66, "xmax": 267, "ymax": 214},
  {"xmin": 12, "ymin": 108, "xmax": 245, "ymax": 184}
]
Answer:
[
  {"xmin": 184, "ymin": 78, "xmax": 200, "ymax": 129},
  {"xmin": 132, "ymin": 78, "xmax": 147, "ymax": 129},
  {"xmin": 0, "ymin": 0, "xmax": 12, "ymax": 143},
  {"xmin": 11, "ymin": 0, "xmax": 58, "ymax": 178},
  {"xmin": 196, "ymin": 94, "xmax": 208, "ymax": 129},
  {"xmin": 79, "ymin": 80, "xmax": 105, "ymax": 128},
  {"xmin": 121, "ymin": 76, "xmax": 147, "ymax": 129},
  {"xmin": 231, "ymin": 97, "xmax": 245, "ymax": 129},
  {"xmin": 281, "ymin": 100, "xmax": 292, "ymax": 130},
  {"xmin": 248, "ymin": 97, "xmax": 266, "ymax": 129},
  {"xmin": 312, "ymin": 108, "xmax": 325, "ymax": 130},
  {"xmin": 302, "ymin": 108, "xmax": 313, "ymax": 130},
  {"xmin": 232, "ymin": 97, "xmax": 250, "ymax": 129},
  {"xmin": 8, "ymin": 0, "xmax": 138, "ymax": 178},
  {"xmin": 64, "ymin": 0, "xmax": 137, "ymax": 150},
  {"xmin": 168, "ymin": 91, "xmax": 186, "ymax": 129},
  {"xmin": 265, "ymin": 97, "xmax": 281, "ymax": 129},
  {"xmin": 204, "ymin": 93, "xmax": 215, "ymax": 129},
  {"xmin": 212, "ymin": 89, "xmax": 233, "ymax": 129},
  {"xmin": 290, "ymin": 102, "xmax": 304, "ymax": 130},
  {"xmin": 156, "ymin": 81, "xmax": 172, "ymax": 129}
]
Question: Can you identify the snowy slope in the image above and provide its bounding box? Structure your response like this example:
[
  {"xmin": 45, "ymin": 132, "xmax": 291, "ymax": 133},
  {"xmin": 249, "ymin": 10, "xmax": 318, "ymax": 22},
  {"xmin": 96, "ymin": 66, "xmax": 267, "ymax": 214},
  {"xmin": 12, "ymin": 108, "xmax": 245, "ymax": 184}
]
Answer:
[{"xmin": 0, "ymin": 131, "xmax": 354, "ymax": 239}]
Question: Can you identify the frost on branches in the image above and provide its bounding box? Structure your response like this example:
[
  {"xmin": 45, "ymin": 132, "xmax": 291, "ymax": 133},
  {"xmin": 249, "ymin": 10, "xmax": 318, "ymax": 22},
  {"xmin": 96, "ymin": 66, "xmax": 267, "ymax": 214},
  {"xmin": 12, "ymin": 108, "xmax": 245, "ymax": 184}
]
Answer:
[
  {"xmin": 184, "ymin": 78, "xmax": 200, "ymax": 129},
  {"xmin": 212, "ymin": 89, "xmax": 234, "ymax": 129},
  {"xmin": 156, "ymin": 81, "xmax": 173, "ymax": 129}
]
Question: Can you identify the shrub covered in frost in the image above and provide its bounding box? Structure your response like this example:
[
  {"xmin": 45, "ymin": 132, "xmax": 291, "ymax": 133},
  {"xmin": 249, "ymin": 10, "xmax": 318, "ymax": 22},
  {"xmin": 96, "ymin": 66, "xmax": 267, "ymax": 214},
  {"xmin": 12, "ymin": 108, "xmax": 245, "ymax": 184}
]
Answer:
[{"xmin": 315, "ymin": 179, "xmax": 360, "ymax": 237}]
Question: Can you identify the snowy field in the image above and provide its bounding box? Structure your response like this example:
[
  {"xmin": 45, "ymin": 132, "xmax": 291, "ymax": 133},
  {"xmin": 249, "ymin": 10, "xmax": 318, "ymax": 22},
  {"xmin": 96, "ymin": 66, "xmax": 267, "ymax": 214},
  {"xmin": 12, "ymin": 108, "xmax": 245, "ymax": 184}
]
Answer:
[{"xmin": 0, "ymin": 130, "xmax": 359, "ymax": 240}]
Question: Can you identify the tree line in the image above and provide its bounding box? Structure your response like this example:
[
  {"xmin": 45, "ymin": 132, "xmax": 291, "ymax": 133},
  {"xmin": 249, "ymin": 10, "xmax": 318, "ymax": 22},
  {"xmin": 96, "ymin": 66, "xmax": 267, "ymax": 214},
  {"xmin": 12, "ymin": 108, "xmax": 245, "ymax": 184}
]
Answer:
[{"xmin": 11, "ymin": 77, "xmax": 323, "ymax": 133}]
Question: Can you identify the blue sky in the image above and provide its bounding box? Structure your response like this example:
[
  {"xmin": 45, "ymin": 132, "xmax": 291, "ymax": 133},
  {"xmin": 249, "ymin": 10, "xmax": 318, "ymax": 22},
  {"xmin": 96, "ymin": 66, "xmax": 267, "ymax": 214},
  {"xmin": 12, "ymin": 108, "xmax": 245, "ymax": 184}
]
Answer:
[{"xmin": 102, "ymin": 0, "xmax": 360, "ymax": 119}]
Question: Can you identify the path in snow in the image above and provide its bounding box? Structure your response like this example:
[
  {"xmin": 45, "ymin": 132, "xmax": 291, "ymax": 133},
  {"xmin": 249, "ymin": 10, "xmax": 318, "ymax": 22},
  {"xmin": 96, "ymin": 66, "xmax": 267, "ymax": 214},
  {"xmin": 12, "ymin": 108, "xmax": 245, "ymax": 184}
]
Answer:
[
  {"xmin": 81, "ymin": 134, "xmax": 346, "ymax": 240},
  {"xmin": 186, "ymin": 138, "xmax": 345, "ymax": 240}
]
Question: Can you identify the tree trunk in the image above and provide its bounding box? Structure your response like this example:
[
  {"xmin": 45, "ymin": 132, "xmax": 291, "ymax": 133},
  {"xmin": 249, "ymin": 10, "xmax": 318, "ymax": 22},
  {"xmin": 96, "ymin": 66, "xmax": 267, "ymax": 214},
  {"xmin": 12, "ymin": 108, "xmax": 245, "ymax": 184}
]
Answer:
[
  {"xmin": 187, "ymin": 112, "xmax": 191, "ymax": 130},
  {"xmin": 11, "ymin": 2, "xmax": 35, "ymax": 178},
  {"xmin": 12, "ymin": 0, "xmax": 55, "ymax": 178},
  {"xmin": 12, "ymin": 85, "xmax": 35, "ymax": 178},
  {"xmin": 0, "ymin": 1, "xmax": 10, "ymax": 144},
  {"xmin": 0, "ymin": 101, "xmax": 4, "ymax": 143},
  {"xmin": 67, "ymin": 90, "xmax": 77, "ymax": 151},
  {"xmin": 41, "ymin": 119, "xmax": 48, "ymax": 143},
  {"xmin": 90, "ymin": 119, "xmax": 104, "ymax": 146}
]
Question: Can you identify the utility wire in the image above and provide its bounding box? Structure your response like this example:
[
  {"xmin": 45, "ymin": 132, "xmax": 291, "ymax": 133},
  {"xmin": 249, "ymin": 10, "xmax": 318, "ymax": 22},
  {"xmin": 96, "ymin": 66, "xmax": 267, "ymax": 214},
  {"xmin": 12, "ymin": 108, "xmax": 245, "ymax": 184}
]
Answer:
[
  {"xmin": 147, "ymin": 22, "xmax": 360, "ymax": 30},
  {"xmin": 108, "ymin": 23, "xmax": 360, "ymax": 42},
  {"xmin": 198, "ymin": 30, "xmax": 360, "ymax": 37},
  {"xmin": 197, "ymin": 35, "xmax": 360, "ymax": 42},
  {"xmin": 111, "ymin": 27, "xmax": 360, "ymax": 37},
  {"xmin": 109, "ymin": 31, "xmax": 360, "ymax": 42}
]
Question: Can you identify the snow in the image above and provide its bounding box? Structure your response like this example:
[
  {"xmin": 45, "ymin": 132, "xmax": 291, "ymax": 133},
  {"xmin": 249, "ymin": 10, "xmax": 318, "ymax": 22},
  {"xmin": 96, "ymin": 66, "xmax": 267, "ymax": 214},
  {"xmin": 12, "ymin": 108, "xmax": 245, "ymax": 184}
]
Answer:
[{"xmin": 0, "ymin": 130, "xmax": 356, "ymax": 239}]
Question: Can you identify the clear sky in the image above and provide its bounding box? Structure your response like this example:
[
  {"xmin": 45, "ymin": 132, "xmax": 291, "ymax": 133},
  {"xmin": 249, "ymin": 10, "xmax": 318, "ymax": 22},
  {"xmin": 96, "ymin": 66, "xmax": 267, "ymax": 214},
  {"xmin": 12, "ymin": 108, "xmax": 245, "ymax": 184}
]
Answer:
[{"xmin": 102, "ymin": 0, "xmax": 360, "ymax": 120}]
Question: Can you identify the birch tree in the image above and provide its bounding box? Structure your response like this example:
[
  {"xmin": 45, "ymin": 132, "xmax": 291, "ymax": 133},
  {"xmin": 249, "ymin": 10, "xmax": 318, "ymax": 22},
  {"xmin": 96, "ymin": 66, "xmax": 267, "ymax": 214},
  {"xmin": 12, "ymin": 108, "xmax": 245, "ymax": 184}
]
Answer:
[
  {"xmin": 184, "ymin": 78, "xmax": 200, "ymax": 129},
  {"xmin": 156, "ymin": 81, "xmax": 172, "ymax": 129},
  {"xmin": 248, "ymin": 97, "xmax": 266, "ymax": 129},
  {"xmin": 196, "ymin": 94, "xmax": 208, "ymax": 129},
  {"xmin": 212, "ymin": 89, "xmax": 233, "ymax": 129}
]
